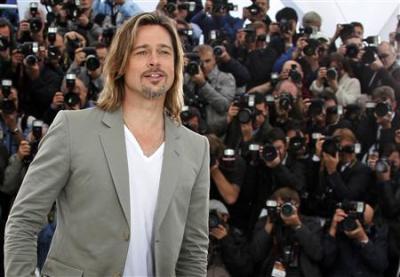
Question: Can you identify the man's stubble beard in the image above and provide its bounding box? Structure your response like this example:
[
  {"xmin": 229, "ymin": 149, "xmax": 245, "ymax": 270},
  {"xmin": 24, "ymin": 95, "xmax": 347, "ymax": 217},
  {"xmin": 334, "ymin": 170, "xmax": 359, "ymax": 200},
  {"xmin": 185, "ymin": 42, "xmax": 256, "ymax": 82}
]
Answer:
[{"xmin": 140, "ymin": 83, "xmax": 169, "ymax": 100}]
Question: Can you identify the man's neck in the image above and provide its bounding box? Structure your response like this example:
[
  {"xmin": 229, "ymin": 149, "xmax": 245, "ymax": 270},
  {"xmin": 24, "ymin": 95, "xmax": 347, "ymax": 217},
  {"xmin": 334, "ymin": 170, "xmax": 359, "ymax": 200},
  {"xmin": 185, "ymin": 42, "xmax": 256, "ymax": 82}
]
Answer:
[{"xmin": 122, "ymin": 93, "xmax": 165, "ymax": 134}]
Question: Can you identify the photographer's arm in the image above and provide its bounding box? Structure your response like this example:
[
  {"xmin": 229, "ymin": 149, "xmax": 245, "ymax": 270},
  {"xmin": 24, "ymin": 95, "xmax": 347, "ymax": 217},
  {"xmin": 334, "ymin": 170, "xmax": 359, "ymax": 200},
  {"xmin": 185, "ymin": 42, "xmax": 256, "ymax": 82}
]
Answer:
[
  {"xmin": 356, "ymin": 224, "xmax": 389, "ymax": 273},
  {"xmin": 377, "ymin": 180, "xmax": 400, "ymax": 218},
  {"xmin": 197, "ymin": 74, "xmax": 236, "ymax": 114},
  {"xmin": 211, "ymin": 166, "xmax": 240, "ymax": 205}
]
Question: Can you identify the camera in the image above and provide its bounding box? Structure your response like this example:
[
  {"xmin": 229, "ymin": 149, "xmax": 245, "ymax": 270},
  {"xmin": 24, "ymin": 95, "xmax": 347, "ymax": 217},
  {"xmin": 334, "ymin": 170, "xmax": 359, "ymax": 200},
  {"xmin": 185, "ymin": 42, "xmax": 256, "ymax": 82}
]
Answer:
[
  {"xmin": 233, "ymin": 94, "xmax": 261, "ymax": 124},
  {"xmin": 308, "ymin": 99, "xmax": 324, "ymax": 117},
  {"xmin": 289, "ymin": 64, "xmax": 302, "ymax": 83},
  {"xmin": 278, "ymin": 93, "xmax": 294, "ymax": 111},
  {"xmin": 209, "ymin": 209, "xmax": 223, "ymax": 229},
  {"xmin": 212, "ymin": 0, "xmax": 237, "ymax": 14},
  {"xmin": 213, "ymin": 45, "xmax": 224, "ymax": 57},
  {"xmin": 336, "ymin": 201, "xmax": 365, "ymax": 232},
  {"xmin": 326, "ymin": 105, "xmax": 343, "ymax": 116},
  {"xmin": 362, "ymin": 36, "xmax": 380, "ymax": 65},
  {"xmin": 20, "ymin": 42, "xmax": 39, "ymax": 66},
  {"xmin": 47, "ymin": 27, "xmax": 57, "ymax": 44},
  {"xmin": 374, "ymin": 102, "xmax": 392, "ymax": 117},
  {"xmin": 24, "ymin": 120, "xmax": 44, "ymax": 165},
  {"xmin": 247, "ymin": 143, "xmax": 261, "ymax": 166},
  {"xmin": 281, "ymin": 202, "xmax": 295, "ymax": 217},
  {"xmin": 339, "ymin": 143, "xmax": 360, "ymax": 154},
  {"xmin": 303, "ymin": 39, "xmax": 319, "ymax": 56},
  {"xmin": 185, "ymin": 52, "xmax": 200, "ymax": 76},
  {"xmin": 345, "ymin": 43, "xmax": 359, "ymax": 59},
  {"xmin": 178, "ymin": 28, "xmax": 193, "ymax": 38},
  {"xmin": 265, "ymin": 200, "xmax": 296, "ymax": 221},
  {"xmin": 102, "ymin": 27, "xmax": 116, "ymax": 47},
  {"xmin": 178, "ymin": 1, "xmax": 196, "ymax": 12},
  {"xmin": 288, "ymin": 135, "xmax": 306, "ymax": 155},
  {"xmin": 243, "ymin": 25, "xmax": 256, "ymax": 44},
  {"xmin": 63, "ymin": 0, "xmax": 84, "ymax": 21},
  {"xmin": 326, "ymin": 67, "xmax": 337, "ymax": 80},
  {"xmin": 262, "ymin": 143, "xmax": 278, "ymax": 162},
  {"xmin": 299, "ymin": 26, "xmax": 314, "ymax": 37},
  {"xmin": 0, "ymin": 35, "xmax": 9, "ymax": 51},
  {"xmin": 270, "ymin": 72, "xmax": 279, "ymax": 88},
  {"xmin": 375, "ymin": 158, "xmax": 390, "ymax": 174},
  {"xmin": 322, "ymin": 136, "xmax": 340, "ymax": 156},
  {"xmin": 64, "ymin": 92, "xmax": 80, "ymax": 107},
  {"xmin": 246, "ymin": 3, "xmax": 261, "ymax": 16},
  {"xmin": 220, "ymin": 149, "xmax": 236, "ymax": 168},
  {"xmin": 1, "ymin": 79, "xmax": 16, "ymax": 114},
  {"xmin": 41, "ymin": 0, "xmax": 63, "ymax": 6}
]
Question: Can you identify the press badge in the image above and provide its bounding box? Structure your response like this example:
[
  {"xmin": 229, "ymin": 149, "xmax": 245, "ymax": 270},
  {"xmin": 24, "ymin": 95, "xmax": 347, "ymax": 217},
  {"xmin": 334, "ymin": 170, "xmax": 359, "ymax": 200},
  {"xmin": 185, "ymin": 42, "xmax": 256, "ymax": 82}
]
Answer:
[{"xmin": 271, "ymin": 261, "xmax": 286, "ymax": 277}]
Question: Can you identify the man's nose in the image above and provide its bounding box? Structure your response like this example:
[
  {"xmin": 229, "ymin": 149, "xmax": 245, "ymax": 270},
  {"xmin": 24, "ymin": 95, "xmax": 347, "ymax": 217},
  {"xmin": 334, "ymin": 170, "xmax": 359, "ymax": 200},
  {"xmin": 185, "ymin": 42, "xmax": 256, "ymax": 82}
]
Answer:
[{"xmin": 147, "ymin": 51, "xmax": 160, "ymax": 67}]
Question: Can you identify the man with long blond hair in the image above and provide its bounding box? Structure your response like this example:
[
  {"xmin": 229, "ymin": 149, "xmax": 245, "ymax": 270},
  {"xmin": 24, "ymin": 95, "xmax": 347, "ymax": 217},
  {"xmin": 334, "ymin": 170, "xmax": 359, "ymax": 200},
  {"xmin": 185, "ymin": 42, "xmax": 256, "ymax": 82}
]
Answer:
[{"xmin": 5, "ymin": 12, "xmax": 210, "ymax": 276}]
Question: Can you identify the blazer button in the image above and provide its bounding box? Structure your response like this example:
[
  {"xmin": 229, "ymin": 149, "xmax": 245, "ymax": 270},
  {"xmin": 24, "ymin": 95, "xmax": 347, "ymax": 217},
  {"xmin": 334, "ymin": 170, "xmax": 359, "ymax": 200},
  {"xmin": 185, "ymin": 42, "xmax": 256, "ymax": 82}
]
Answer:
[
  {"xmin": 112, "ymin": 273, "xmax": 121, "ymax": 277},
  {"xmin": 123, "ymin": 230, "xmax": 130, "ymax": 241}
]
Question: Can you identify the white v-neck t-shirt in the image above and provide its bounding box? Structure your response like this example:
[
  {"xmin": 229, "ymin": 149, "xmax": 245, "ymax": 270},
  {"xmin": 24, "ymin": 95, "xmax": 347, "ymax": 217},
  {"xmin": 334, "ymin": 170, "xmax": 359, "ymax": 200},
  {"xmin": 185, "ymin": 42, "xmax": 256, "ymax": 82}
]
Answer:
[{"xmin": 123, "ymin": 126, "xmax": 164, "ymax": 277}]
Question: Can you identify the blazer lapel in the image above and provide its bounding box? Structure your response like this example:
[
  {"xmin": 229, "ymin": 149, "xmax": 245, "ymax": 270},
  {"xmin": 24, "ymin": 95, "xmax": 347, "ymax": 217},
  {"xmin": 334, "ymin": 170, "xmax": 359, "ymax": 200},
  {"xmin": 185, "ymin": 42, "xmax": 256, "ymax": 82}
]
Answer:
[
  {"xmin": 99, "ymin": 107, "xmax": 131, "ymax": 228},
  {"xmin": 154, "ymin": 116, "xmax": 182, "ymax": 230}
]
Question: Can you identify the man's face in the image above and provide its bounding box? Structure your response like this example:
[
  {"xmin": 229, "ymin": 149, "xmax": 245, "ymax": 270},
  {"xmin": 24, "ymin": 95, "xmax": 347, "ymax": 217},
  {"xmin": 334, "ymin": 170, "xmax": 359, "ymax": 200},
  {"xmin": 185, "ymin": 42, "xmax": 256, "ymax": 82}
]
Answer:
[
  {"xmin": 79, "ymin": 0, "xmax": 92, "ymax": 10},
  {"xmin": 272, "ymin": 139, "xmax": 287, "ymax": 161},
  {"xmin": 0, "ymin": 26, "xmax": 11, "ymax": 40},
  {"xmin": 96, "ymin": 47, "xmax": 108, "ymax": 66},
  {"xmin": 199, "ymin": 50, "xmax": 216, "ymax": 76},
  {"xmin": 276, "ymin": 80, "xmax": 298, "ymax": 99},
  {"xmin": 378, "ymin": 44, "xmax": 396, "ymax": 69},
  {"xmin": 255, "ymin": 0, "xmax": 269, "ymax": 14},
  {"xmin": 125, "ymin": 25, "xmax": 175, "ymax": 100},
  {"xmin": 353, "ymin": 26, "xmax": 363, "ymax": 38}
]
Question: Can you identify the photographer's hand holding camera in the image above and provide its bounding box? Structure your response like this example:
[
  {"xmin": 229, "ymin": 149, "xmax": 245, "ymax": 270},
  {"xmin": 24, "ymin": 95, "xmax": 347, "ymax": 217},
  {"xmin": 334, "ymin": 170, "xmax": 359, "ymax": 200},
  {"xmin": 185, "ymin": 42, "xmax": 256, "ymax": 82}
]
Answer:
[{"xmin": 322, "ymin": 204, "xmax": 388, "ymax": 277}]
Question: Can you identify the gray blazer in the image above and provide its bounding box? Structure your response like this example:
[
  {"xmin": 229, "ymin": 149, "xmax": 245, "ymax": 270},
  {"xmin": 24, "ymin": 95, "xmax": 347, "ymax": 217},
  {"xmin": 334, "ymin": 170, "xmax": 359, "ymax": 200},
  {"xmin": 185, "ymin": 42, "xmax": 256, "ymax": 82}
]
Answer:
[{"xmin": 4, "ymin": 107, "xmax": 210, "ymax": 277}]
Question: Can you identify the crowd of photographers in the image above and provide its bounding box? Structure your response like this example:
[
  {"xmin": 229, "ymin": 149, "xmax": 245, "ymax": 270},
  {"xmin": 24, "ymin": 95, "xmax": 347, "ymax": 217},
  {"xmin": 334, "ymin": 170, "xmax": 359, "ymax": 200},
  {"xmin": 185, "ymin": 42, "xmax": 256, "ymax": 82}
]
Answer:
[{"xmin": 0, "ymin": 0, "xmax": 399, "ymax": 276}]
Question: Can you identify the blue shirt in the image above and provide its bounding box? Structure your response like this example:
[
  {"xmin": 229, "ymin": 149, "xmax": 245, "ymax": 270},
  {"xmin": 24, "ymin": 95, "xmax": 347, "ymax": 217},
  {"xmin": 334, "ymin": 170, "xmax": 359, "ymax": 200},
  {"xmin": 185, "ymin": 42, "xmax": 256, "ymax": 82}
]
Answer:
[{"xmin": 92, "ymin": 0, "xmax": 142, "ymax": 26}]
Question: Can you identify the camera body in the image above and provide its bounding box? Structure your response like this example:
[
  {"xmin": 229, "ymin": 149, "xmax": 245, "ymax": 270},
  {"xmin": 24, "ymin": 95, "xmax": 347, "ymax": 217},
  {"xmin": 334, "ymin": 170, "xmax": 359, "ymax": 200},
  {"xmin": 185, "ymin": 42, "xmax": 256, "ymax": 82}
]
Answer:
[
  {"xmin": 278, "ymin": 93, "xmax": 294, "ymax": 111},
  {"xmin": 336, "ymin": 201, "xmax": 365, "ymax": 232},
  {"xmin": 1, "ymin": 79, "xmax": 16, "ymax": 114},
  {"xmin": 185, "ymin": 52, "xmax": 200, "ymax": 76},
  {"xmin": 266, "ymin": 200, "xmax": 296, "ymax": 222},
  {"xmin": 233, "ymin": 94, "xmax": 261, "ymax": 124},
  {"xmin": 209, "ymin": 209, "xmax": 223, "ymax": 229},
  {"xmin": 289, "ymin": 64, "xmax": 302, "ymax": 83},
  {"xmin": 322, "ymin": 136, "xmax": 341, "ymax": 156}
]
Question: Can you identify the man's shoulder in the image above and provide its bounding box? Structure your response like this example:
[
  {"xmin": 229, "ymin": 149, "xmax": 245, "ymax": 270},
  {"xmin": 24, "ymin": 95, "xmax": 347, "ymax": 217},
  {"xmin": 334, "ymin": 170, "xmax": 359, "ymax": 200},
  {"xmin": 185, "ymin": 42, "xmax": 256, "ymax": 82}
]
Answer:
[{"xmin": 56, "ymin": 107, "xmax": 106, "ymax": 130}]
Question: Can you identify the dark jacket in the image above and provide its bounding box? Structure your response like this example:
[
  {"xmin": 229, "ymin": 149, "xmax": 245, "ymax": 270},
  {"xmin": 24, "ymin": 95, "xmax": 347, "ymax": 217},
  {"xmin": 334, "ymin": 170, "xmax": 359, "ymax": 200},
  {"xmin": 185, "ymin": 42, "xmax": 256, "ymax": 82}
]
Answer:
[
  {"xmin": 252, "ymin": 215, "xmax": 323, "ymax": 277},
  {"xmin": 322, "ymin": 223, "xmax": 388, "ymax": 277},
  {"xmin": 247, "ymin": 155, "xmax": 307, "ymax": 231}
]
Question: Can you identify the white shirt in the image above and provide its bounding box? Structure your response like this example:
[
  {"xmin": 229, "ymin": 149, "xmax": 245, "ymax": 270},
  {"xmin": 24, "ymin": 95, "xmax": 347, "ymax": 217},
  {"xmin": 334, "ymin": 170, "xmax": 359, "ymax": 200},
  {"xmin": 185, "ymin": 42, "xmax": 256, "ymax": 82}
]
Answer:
[{"xmin": 123, "ymin": 126, "xmax": 164, "ymax": 277}]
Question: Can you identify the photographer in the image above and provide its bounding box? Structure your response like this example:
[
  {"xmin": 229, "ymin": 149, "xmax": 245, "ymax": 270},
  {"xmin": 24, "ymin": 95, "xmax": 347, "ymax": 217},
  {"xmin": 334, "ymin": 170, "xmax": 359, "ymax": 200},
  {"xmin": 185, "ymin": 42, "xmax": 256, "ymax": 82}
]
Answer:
[
  {"xmin": 0, "ymin": 18, "xmax": 17, "ymax": 80},
  {"xmin": 246, "ymin": 128, "xmax": 307, "ymax": 230},
  {"xmin": 224, "ymin": 92, "xmax": 271, "ymax": 151},
  {"xmin": 369, "ymin": 42, "xmax": 400, "ymax": 100},
  {"xmin": 370, "ymin": 144, "xmax": 400, "ymax": 277},
  {"xmin": 310, "ymin": 53, "xmax": 361, "ymax": 106},
  {"xmin": 356, "ymin": 86, "xmax": 400, "ymax": 157},
  {"xmin": 322, "ymin": 203, "xmax": 388, "ymax": 277},
  {"xmin": 1, "ymin": 120, "xmax": 47, "ymax": 198},
  {"xmin": 242, "ymin": 0, "xmax": 271, "ymax": 24},
  {"xmin": 249, "ymin": 187, "xmax": 323, "ymax": 276},
  {"xmin": 214, "ymin": 45, "xmax": 251, "ymax": 90},
  {"xmin": 184, "ymin": 44, "xmax": 236, "ymax": 135},
  {"xmin": 43, "ymin": 74, "xmax": 91, "ymax": 124},
  {"xmin": 317, "ymin": 128, "xmax": 372, "ymax": 210},
  {"xmin": 190, "ymin": 0, "xmax": 243, "ymax": 42},
  {"xmin": 207, "ymin": 134, "xmax": 246, "ymax": 208},
  {"xmin": 92, "ymin": 0, "xmax": 142, "ymax": 26},
  {"xmin": 207, "ymin": 199, "xmax": 249, "ymax": 277}
]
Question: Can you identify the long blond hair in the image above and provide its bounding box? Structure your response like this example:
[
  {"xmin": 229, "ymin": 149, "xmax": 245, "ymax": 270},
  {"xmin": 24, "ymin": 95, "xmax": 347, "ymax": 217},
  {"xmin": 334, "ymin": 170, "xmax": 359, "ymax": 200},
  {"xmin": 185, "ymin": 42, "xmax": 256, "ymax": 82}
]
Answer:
[{"xmin": 97, "ymin": 12, "xmax": 184, "ymax": 123}]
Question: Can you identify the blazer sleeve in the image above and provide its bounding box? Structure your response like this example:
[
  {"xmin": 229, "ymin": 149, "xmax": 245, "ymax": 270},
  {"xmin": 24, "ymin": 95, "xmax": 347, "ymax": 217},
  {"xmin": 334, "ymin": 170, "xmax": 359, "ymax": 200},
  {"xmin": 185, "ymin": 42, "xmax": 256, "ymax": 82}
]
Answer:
[
  {"xmin": 4, "ymin": 111, "xmax": 71, "ymax": 276},
  {"xmin": 175, "ymin": 136, "xmax": 210, "ymax": 276}
]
